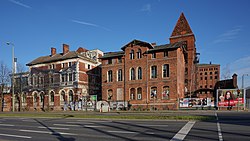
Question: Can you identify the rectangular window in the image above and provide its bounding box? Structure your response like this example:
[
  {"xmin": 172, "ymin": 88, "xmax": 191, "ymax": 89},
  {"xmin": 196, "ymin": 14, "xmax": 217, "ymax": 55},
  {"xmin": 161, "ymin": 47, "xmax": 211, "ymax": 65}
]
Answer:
[
  {"xmin": 118, "ymin": 69, "xmax": 123, "ymax": 81},
  {"xmin": 108, "ymin": 70, "xmax": 113, "ymax": 82},
  {"xmin": 152, "ymin": 52, "xmax": 156, "ymax": 59},
  {"xmin": 151, "ymin": 66, "xmax": 157, "ymax": 78},
  {"xmin": 108, "ymin": 59, "xmax": 112, "ymax": 64},
  {"xmin": 164, "ymin": 51, "xmax": 168, "ymax": 57},
  {"xmin": 68, "ymin": 62, "xmax": 72, "ymax": 67},
  {"xmin": 69, "ymin": 73, "xmax": 73, "ymax": 81},
  {"xmin": 163, "ymin": 64, "xmax": 169, "ymax": 78},
  {"xmin": 118, "ymin": 57, "xmax": 122, "ymax": 63}
]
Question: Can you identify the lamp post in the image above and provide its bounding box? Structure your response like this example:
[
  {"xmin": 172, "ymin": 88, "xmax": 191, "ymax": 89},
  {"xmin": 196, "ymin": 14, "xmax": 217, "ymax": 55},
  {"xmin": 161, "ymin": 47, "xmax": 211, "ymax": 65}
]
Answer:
[
  {"xmin": 242, "ymin": 74, "xmax": 249, "ymax": 89},
  {"xmin": 6, "ymin": 42, "xmax": 15, "ymax": 112}
]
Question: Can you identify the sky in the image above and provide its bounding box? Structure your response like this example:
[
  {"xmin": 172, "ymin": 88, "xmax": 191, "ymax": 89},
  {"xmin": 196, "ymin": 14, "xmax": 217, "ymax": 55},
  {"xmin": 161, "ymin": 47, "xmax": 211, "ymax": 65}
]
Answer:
[{"xmin": 0, "ymin": 0, "xmax": 250, "ymax": 88}]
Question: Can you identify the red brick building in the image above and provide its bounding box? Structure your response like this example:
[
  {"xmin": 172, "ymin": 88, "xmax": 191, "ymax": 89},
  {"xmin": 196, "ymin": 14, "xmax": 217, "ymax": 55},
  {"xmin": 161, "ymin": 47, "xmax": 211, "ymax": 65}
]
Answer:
[
  {"xmin": 195, "ymin": 63, "xmax": 220, "ymax": 98},
  {"xmin": 11, "ymin": 44, "xmax": 103, "ymax": 111},
  {"xmin": 101, "ymin": 13, "xmax": 198, "ymax": 110}
]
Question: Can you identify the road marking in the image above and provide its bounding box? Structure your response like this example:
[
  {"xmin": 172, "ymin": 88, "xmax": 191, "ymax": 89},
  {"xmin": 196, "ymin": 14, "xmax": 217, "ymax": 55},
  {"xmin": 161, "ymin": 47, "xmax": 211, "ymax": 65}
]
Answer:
[
  {"xmin": 0, "ymin": 124, "xmax": 15, "ymax": 127},
  {"xmin": 137, "ymin": 124, "xmax": 168, "ymax": 127},
  {"xmin": 170, "ymin": 121, "xmax": 195, "ymax": 141},
  {"xmin": 215, "ymin": 113, "xmax": 223, "ymax": 141},
  {"xmin": 19, "ymin": 129, "xmax": 77, "ymax": 136},
  {"xmin": 38, "ymin": 126, "xmax": 69, "ymax": 130},
  {"xmin": 84, "ymin": 125, "xmax": 105, "ymax": 128},
  {"xmin": 0, "ymin": 133, "xmax": 31, "ymax": 139},
  {"xmin": 107, "ymin": 130, "xmax": 137, "ymax": 134},
  {"xmin": 66, "ymin": 122, "xmax": 94, "ymax": 124},
  {"xmin": 53, "ymin": 124, "xmax": 81, "ymax": 127}
]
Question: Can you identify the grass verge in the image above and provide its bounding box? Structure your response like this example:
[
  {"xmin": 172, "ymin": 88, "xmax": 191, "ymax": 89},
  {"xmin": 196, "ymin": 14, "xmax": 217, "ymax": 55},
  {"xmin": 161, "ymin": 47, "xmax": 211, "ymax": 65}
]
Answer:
[{"xmin": 0, "ymin": 112, "xmax": 215, "ymax": 121}]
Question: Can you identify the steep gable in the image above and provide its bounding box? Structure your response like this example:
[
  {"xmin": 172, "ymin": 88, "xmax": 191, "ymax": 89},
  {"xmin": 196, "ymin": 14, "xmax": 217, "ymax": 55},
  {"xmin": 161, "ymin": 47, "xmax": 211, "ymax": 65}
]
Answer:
[{"xmin": 170, "ymin": 13, "xmax": 193, "ymax": 38}]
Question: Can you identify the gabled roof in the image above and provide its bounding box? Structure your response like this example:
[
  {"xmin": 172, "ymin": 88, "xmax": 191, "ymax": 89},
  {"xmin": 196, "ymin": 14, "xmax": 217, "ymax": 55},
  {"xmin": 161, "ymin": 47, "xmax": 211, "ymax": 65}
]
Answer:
[
  {"xmin": 99, "ymin": 51, "xmax": 124, "ymax": 59},
  {"xmin": 170, "ymin": 13, "xmax": 194, "ymax": 38},
  {"xmin": 27, "ymin": 51, "xmax": 97, "ymax": 66},
  {"xmin": 121, "ymin": 39, "xmax": 154, "ymax": 51},
  {"xmin": 146, "ymin": 42, "xmax": 183, "ymax": 53}
]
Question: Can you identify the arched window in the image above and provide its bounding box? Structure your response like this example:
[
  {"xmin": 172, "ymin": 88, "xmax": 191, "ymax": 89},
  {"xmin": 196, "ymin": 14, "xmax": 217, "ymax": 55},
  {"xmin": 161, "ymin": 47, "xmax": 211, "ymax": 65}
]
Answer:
[
  {"xmin": 107, "ymin": 70, "xmax": 113, "ymax": 82},
  {"xmin": 69, "ymin": 90, "xmax": 74, "ymax": 102},
  {"xmin": 151, "ymin": 66, "xmax": 157, "ymax": 78},
  {"xmin": 130, "ymin": 88, "xmax": 135, "ymax": 100},
  {"xmin": 130, "ymin": 68, "xmax": 135, "ymax": 80},
  {"xmin": 138, "ymin": 67, "xmax": 142, "ymax": 80},
  {"xmin": 130, "ymin": 50, "xmax": 134, "ymax": 59},
  {"xmin": 107, "ymin": 89, "xmax": 113, "ymax": 100},
  {"xmin": 137, "ymin": 87, "xmax": 142, "ymax": 100},
  {"xmin": 61, "ymin": 91, "xmax": 66, "ymax": 102},
  {"xmin": 50, "ymin": 91, "xmax": 54, "ymax": 102},
  {"xmin": 40, "ymin": 92, "xmax": 45, "ymax": 103},
  {"xmin": 163, "ymin": 64, "xmax": 169, "ymax": 78},
  {"xmin": 117, "ymin": 69, "xmax": 123, "ymax": 81},
  {"xmin": 150, "ymin": 87, "xmax": 157, "ymax": 98},
  {"xmin": 162, "ymin": 86, "xmax": 170, "ymax": 99},
  {"xmin": 137, "ymin": 49, "xmax": 142, "ymax": 59}
]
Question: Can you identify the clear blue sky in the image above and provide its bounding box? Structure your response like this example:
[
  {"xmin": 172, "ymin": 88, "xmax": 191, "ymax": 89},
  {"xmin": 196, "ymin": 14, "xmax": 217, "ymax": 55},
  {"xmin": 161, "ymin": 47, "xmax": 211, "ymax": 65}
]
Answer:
[{"xmin": 0, "ymin": 0, "xmax": 250, "ymax": 88}]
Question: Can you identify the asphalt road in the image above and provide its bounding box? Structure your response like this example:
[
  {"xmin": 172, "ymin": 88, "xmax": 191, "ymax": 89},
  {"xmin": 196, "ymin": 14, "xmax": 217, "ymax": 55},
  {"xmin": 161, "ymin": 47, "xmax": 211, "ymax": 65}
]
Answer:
[{"xmin": 0, "ymin": 111, "xmax": 249, "ymax": 141}]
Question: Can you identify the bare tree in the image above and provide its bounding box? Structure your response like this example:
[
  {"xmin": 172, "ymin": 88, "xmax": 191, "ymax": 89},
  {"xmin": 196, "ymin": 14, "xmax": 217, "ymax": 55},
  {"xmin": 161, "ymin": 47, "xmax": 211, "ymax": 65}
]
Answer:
[
  {"xmin": 222, "ymin": 64, "xmax": 231, "ymax": 80},
  {"xmin": 0, "ymin": 61, "xmax": 11, "ymax": 112}
]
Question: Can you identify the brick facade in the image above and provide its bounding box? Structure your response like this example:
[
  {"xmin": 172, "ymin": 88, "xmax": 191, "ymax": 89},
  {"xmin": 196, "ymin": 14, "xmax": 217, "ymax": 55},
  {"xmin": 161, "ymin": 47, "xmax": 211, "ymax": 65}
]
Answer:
[
  {"xmin": 8, "ymin": 44, "xmax": 103, "ymax": 111},
  {"xmin": 196, "ymin": 64, "xmax": 220, "ymax": 98}
]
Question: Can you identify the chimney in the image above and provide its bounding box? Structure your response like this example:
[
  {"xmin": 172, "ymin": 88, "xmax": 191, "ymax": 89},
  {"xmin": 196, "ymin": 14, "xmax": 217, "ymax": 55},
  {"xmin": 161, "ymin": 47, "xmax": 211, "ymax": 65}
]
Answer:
[
  {"xmin": 51, "ymin": 47, "xmax": 56, "ymax": 56},
  {"xmin": 63, "ymin": 44, "xmax": 69, "ymax": 55},
  {"xmin": 232, "ymin": 73, "xmax": 238, "ymax": 88}
]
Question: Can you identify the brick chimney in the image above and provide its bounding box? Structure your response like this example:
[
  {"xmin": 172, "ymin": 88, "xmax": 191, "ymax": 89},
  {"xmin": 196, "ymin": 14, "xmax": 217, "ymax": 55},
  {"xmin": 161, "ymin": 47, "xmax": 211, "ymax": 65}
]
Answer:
[
  {"xmin": 232, "ymin": 73, "xmax": 238, "ymax": 88},
  {"xmin": 51, "ymin": 47, "xmax": 56, "ymax": 56},
  {"xmin": 63, "ymin": 44, "xmax": 69, "ymax": 55}
]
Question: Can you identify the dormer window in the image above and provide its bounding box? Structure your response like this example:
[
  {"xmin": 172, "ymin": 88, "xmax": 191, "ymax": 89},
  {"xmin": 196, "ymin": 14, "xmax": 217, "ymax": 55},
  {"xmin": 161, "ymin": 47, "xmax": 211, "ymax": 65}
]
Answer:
[
  {"xmin": 130, "ymin": 50, "xmax": 134, "ymax": 60},
  {"xmin": 137, "ymin": 49, "xmax": 142, "ymax": 59}
]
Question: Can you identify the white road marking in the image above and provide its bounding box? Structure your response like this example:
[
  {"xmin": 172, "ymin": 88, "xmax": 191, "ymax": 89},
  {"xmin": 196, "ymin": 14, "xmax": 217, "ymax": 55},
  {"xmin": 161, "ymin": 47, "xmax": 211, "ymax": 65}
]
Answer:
[
  {"xmin": 38, "ymin": 126, "xmax": 69, "ymax": 130},
  {"xmin": 215, "ymin": 113, "xmax": 223, "ymax": 141},
  {"xmin": 53, "ymin": 124, "xmax": 81, "ymax": 127},
  {"xmin": 19, "ymin": 129, "xmax": 77, "ymax": 136},
  {"xmin": 84, "ymin": 125, "xmax": 105, "ymax": 128},
  {"xmin": 137, "ymin": 124, "xmax": 168, "ymax": 127},
  {"xmin": 66, "ymin": 122, "xmax": 94, "ymax": 124},
  {"xmin": 0, "ymin": 133, "xmax": 31, "ymax": 139},
  {"xmin": 170, "ymin": 121, "xmax": 195, "ymax": 141},
  {"xmin": 0, "ymin": 124, "xmax": 15, "ymax": 127},
  {"xmin": 107, "ymin": 130, "xmax": 137, "ymax": 134}
]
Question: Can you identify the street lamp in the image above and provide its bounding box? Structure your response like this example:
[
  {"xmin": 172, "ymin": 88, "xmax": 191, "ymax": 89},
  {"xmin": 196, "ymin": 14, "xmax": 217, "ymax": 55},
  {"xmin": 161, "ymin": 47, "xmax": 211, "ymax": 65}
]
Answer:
[
  {"xmin": 242, "ymin": 74, "xmax": 249, "ymax": 89},
  {"xmin": 6, "ymin": 42, "xmax": 15, "ymax": 112}
]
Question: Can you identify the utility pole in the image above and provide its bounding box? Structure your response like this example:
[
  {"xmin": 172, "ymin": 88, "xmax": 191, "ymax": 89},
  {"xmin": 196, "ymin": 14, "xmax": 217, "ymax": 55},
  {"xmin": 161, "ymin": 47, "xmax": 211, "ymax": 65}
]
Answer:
[{"xmin": 7, "ymin": 42, "xmax": 15, "ymax": 112}]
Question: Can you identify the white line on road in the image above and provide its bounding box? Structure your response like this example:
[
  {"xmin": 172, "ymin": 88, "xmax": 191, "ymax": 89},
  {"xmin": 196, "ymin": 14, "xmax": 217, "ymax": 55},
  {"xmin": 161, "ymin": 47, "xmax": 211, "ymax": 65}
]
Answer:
[
  {"xmin": 53, "ymin": 124, "xmax": 81, "ymax": 127},
  {"xmin": 107, "ymin": 130, "xmax": 137, "ymax": 134},
  {"xmin": 137, "ymin": 124, "xmax": 168, "ymax": 127},
  {"xmin": 0, "ymin": 133, "xmax": 31, "ymax": 139},
  {"xmin": 38, "ymin": 126, "xmax": 69, "ymax": 130},
  {"xmin": 170, "ymin": 121, "xmax": 195, "ymax": 141},
  {"xmin": 66, "ymin": 122, "xmax": 94, "ymax": 124},
  {"xmin": 19, "ymin": 129, "xmax": 77, "ymax": 136},
  {"xmin": 215, "ymin": 113, "xmax": 223, "ymax": 141},
  {"xmin": 0, "ymin": 124, "xmax": 15, "ymax": 127},
  {"xmin": 84, "ymin": 125, "xmax": 105, "ymax": 128}
]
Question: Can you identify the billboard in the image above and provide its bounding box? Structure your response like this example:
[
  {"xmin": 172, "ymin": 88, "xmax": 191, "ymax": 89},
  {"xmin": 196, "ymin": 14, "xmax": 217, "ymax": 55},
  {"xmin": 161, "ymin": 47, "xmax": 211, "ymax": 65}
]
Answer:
[
  {"xmin": 217, "ymin": 89, "xmax": 245, "ymax": 108},
  {"xmin": 179, "ymin": 98, "xmax": 214, "ymax": 108}
]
